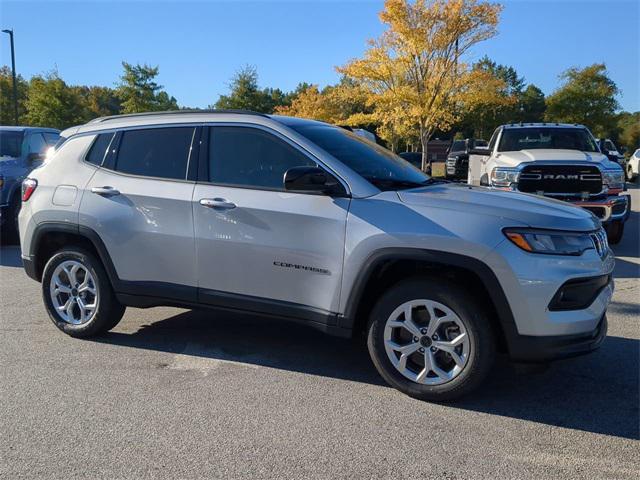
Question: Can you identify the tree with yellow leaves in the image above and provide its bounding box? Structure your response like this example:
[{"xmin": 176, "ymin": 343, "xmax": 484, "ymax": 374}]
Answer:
[{"xmin": 338, "ymin": 0, "xmax": 502, "ymax": 170}]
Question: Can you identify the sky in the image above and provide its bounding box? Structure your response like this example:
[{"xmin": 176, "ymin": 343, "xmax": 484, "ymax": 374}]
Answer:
[{"xmin": 0, "ymin": 0, "xmax": 638, "ymax": 111}]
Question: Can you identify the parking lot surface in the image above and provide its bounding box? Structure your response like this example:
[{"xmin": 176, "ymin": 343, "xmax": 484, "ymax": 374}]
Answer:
[{"xmin": 1, "ymin": 186, "xmax": 638, "ymax": 479}]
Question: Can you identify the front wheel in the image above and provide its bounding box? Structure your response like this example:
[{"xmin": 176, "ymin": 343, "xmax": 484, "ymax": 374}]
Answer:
[
  {"xmin": 605, "ymin": 221, "xmax": 625, "ymax": 245},
  {"xmin": 42, "ymin": 248, "xmax": 125, "ymax": 338},
  {"xmin": 367, "ymin": 277, "xmax": 495, "ymax": 402}
]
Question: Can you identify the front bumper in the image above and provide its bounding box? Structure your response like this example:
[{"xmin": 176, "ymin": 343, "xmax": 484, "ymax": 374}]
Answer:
[
  {"xmin": 505, "ymin": 314, "xmax": 608, "ymax": 363},
  {"xmin": 569, "ymin": 195, "xmax": 630, "ymax": 224}
]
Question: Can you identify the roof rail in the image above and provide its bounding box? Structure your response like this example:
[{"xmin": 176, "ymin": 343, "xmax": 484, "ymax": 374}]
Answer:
[{"xmin": 87, "ymin": 109, "xmax": 270, "ymax": 124}]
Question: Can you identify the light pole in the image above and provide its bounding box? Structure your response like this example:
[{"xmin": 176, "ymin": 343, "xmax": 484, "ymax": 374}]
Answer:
[{"xmin": 2, "ymin": 28, "xmax": 18, "ymax": 125}]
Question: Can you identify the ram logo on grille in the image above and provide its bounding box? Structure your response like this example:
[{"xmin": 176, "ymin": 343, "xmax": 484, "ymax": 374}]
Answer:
[{"xmin": 543, "ymin": 174, "xmax": 579, "ymax": 180}]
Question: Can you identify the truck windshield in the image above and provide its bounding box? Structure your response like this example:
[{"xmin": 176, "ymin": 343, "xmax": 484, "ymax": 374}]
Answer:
[
  {"xmin": 498, "ymin": 127, "xmax": 599, "ymax": 153},
  {"xmin": 289, "ymin": 124, "xmax": 430, "ymax": 190},
  {"xmin": 0, "ymin": 131, "xmax": 24, "ymax": 158}
]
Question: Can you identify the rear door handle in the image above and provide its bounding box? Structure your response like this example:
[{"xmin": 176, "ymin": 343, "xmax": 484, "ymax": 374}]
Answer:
[
  {"xmin": 200, "ymin": 198, "xmax": 236, "ymax": 210},
  {"xmin": 91, "ymin": 186, "xmax": 120, "ymax": 197}
]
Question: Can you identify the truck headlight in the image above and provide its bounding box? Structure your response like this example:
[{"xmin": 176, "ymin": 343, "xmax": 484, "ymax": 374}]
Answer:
[
  {"xmin": 602, "ymin": 169, "xmax": 625, "ymax": 191},
  {"xmin": 503, "ymin": 228, "xmax": 595, "ymax": 255},
  {"xmin": 490, "ymin": 167, "xmax": 519, "ymax": 188}
]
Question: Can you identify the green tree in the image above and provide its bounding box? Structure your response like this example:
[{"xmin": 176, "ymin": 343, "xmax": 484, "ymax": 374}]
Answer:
[
  {"xmin": 213, "ymin": 65, "xmax": 291, "ymax": 113},
  {"xmin": 74, "ymin": 85, "xmax": 121, "ymax": 119},
  {"xmin": 117, "ymin": 62, "xmax": 178, "ymax": 113},
  {"xmin": 24, "ymin": 71, "xmax": 85, "ymax": 129},
  {"xmin": 514, "ymin": 84, "xmax": 546, "ymax": 122},
  {"xmin": 0, "ymin": 66, "xmax": 29, "ymax": 125},
  {"xmin": 617, "ymin": 111, "xmax": 640, "ymax": 153},
  {"xmin": 545, "ymin": 64, "xmax": 619, "ymax": 137}
]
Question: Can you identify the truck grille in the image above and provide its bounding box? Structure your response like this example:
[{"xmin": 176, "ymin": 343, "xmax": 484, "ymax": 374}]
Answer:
[{"xmin": 517, "ymin": 165, "xmax": 602, "ymax": 195}]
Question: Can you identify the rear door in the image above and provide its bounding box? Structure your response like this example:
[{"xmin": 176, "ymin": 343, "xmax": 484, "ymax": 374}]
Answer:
[
  {"xmin": 80, "ymin": 126, "xmax": 199, "ymax": 300},
  {"xmin": 192, "ymin": 124, "xmax": 350, "ymax": 316}
]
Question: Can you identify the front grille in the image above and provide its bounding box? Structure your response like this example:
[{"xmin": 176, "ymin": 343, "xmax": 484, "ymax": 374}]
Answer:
[
  {"xmin": 583, "ymin": 206, "xmax": 606, "ymax": 219},
  {"xmin": 590, "ymin": 228, "xmax": 609, "ymax": 258},
  {"xmin": 517, "ymin": 165, "xmax": 602, "ymax": 195}
]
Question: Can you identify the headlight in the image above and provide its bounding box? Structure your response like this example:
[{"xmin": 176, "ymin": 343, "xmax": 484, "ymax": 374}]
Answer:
[
  {"xmin": 491, "ymin": 167, "xmax": 519, "ymax": 188},
  {"xmin": 503, "ymin": 228, "xmax": 595, "ymax": 255},
  {"xmin": 602, "ymin": 169, "xmax": 625, "ymax": 190}
]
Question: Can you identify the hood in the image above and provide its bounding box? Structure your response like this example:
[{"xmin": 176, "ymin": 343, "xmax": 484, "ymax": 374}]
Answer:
[
  {"xmin": 398, "ymin": 183, "xmax": 599, "ymax": 232},
  {"xmin": 494, "ymin": 149, "xmax": 607, "ymax": 167}
]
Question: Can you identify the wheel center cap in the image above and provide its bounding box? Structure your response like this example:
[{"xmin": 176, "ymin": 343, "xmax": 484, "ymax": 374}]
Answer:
[
  {"xmin": 71, "ymin": 288, "xmax": 78, "ymax": 297},
  {"xmin": 420, "ymin": 336, "xmax": 432, "ymax": 348}
]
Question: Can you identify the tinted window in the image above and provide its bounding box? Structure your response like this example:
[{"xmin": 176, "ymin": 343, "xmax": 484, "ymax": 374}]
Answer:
[
  {"xmin": 115, "ymin": 127, "xmax": 194, "ymax": 180},
  {"xmin": 209, "ymin": 127, "xmax": 315, "ymax": 189},
  {"xmin": 498, "ymin": 128, "xmax": 598, "ymax": 152},
  {"xmin": 450, "ymin": 140, "xmax": 466, "ymax": 152},
  {"xmin": 43, "ymin": 132, "xmax": 60, "ymax": 145},
  {"xmin": 604, "ymin": 140, "xmax": 616, "ymax": 151},
  {"xmin": 289, "ymin": 124, "xmax": 429, "ymax": 190},
  {"xmin": 27, "ymin": 133, "xmax": 47, "ymax": 154},
  {"xmin": 86, "ymin": 133, "xmax": 115, "ymax": 166},
  {"xmin": 0, "ymin": 130, "xmax": 24, "ymax": 158}
]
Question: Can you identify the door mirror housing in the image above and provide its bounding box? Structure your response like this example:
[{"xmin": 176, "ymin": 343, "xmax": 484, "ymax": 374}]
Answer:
[{"xmin": 284, "ymin": 166, "xmax": 346, "ymax": 196}]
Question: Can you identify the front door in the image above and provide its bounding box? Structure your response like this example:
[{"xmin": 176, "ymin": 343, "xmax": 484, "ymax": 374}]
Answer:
[{"xmin": 193, "ymin": 125, "xmax": 349, "ymax": 316}]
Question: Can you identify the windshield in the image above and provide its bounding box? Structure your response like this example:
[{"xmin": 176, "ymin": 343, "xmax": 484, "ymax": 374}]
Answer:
[
  {"xmin": 498, "ymin": 127, "xmax": 599, "ymax": 153},
  {"xmin": 450, "ymin": 140, "xmax": 466, "ymax": 152},
  {"xmin": 0, "ymin": 131, "xmax": 24, "ymax": 158},
  {"xmin": 289, "ymin": 124, "xmax": 430, "ymax": 190}
]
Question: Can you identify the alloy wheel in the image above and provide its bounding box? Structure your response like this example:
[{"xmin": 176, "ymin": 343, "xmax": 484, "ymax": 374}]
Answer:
[
  {"xmin": 383, "ymin": 299, "xmax": 471, "ymax": 385},
  {"xmin": 49, "ymin": 260, "xmax": 99, "ymax": 325}
]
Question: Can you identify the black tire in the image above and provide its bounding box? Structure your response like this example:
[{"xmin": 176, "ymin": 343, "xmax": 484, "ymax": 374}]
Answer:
[
  {"xmin": 42, "ymin": 247, "xmax": 125, "ymax": 338},
  {"xmin": 605, "ymin": 221, "xmax": 624, "ymax": 245},
  {"xmin": 1, "ymin": 193, "xmax": 21, "ymax": 245},
  {"xmin": 367, "ymin": 277, "xmax": 495, "ymax": 402}
]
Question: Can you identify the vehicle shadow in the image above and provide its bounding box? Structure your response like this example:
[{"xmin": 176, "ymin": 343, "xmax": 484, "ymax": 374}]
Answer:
[{"xmin": 96, "ymin": 308, "xmax": 639, "ymax": 440}]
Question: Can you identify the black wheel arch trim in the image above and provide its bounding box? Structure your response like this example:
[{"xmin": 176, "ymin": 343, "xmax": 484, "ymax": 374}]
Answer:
[{"xmin": 339, "ymin": 247, "xmax": 518, "ymax": 339}]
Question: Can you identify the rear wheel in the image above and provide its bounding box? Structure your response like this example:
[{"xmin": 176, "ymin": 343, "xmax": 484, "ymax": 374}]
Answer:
[
  {"xmin": 42, "ymin": 248, "xmax": 125, "ymax": 338},
  {"xmin": 367, "ymin": 277, "xmax": 495, "ymax": 401},
  {"xmin": 605, "ymin": 221, "xmax": 624, "ymax": 245}
]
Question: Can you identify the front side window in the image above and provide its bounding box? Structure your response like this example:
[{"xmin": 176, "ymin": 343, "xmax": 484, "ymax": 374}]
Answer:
[
  {"xmin": 115, "ymin": 127, "xmax": 195, "ymax": 180},
  {"xmin": 43, "ymin": 132, "xmax": 60, "ymax": 145},
  {"xmin": 288, "ymin": 124, "xmax": 429, "ymax": 191},
  {"xmin": 27, "ymin": 133, "xmax": 47, "ymax": 155},
  {"xmin": 86, "ymin": 133, "xmax": 115, "ymax": 166},
  {"xmin": 0, "ymin": 130, "xmax": 24, "ymax": 158},
  {"xmin": 498, "ymin": 127, "xmax": 599, "ymax": 152},
  {"xmin": 209, "ymin": 126, "xmax": 315, "ymax": 189}
]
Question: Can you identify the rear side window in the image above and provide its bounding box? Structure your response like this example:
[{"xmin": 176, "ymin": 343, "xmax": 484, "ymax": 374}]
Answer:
[
  {"xmin": 115, "ymin": 127, "xmax": 195, "ymax": 180},
  {"xmin": 209, "ymin": 126, "xmax": 315, "ymax": 189},
  {"xmin": 85, "ymin": 133, "xmax": 115, "ymax": 166},
  {"xmin": 27, "ymin": 133, "xmax": 47, "ymax": 154}
]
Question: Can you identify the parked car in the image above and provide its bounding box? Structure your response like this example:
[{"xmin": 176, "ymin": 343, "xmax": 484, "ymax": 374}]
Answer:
[
  {"xmin": 445, "ymin": 138, "xmax": 487, "ymax": 181},
  {"xmin": 20, "ymin": 111, "xmax": 612, "ymax": 401},
  {"xmin": 0, "ymin": 126, "xmax": 60, "ymax": 240},
  {"xmin": 468, "ymin": 123, "xmax": 629, "ymax": 244},
  {"xmin": 626, "ymin": 148, "xmax": 639, "ymax": 182},
  {"xmin": 596, "ymin": 138, "xmax": 627, "ymax": 174}
]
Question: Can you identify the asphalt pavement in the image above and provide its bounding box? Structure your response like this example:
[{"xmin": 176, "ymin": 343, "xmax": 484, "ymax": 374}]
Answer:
[{"xmin": 1, "ymin": 186, "xmax": 638, "ymax": 479}]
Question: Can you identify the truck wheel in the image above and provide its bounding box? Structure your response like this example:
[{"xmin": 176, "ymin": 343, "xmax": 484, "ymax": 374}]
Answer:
[
  {"xmin": 1, "ymin": 193, "xmax": 21, "ymax": 245},
  {"xmin": 42, "ymin": 248, "xmax": 125, "ymax": 338},
  {"xmin": 367, "ymin": 277, "xmax": 495, "ymax": 401},
  {"xmin": 605, "ymin": 221, "xmax": 624, "ymax": 245}
]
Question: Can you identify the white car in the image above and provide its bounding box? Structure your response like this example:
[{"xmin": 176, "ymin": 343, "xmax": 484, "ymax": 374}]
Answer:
[{"xmin": 628, "ymin": 148, "xmax": 639, "ymax": 181}]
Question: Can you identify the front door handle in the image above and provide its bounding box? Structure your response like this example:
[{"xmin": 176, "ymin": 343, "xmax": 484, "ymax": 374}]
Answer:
[
  {"xmin": 200, "ymin": 198, "xmax": 236, "ymax": 210},
  {"xmin": 91, "ymin": 186, "xmax": 120, "ymax": 197}
]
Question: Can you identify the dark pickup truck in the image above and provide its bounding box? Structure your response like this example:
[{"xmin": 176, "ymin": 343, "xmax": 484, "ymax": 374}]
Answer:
[{"xmin": 445, "ymin": 138, "xmax": 487, "ymax": 181}]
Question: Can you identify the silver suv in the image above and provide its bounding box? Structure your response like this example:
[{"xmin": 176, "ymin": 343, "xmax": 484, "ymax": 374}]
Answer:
[{"xmin": 19, "ymin": 111, "xmax": 614, "ymax": 401}]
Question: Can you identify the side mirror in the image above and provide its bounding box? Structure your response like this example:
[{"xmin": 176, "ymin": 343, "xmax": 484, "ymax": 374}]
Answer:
[
  {"xmin": 468, "ymin": 148, "xmax": 490, "ymax": 156},
  {"xmin": 27, "ymin": 152, "xmax": 45, "ymax": 162},
  {"xmin": 284, "ymin": 166, "xmax": 345, "ymax": 196}
]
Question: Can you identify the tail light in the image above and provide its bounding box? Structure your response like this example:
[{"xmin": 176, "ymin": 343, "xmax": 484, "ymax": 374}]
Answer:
[{"xmin": 21, "ymin": 178, "xmax": 37, "ymax": 202}]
